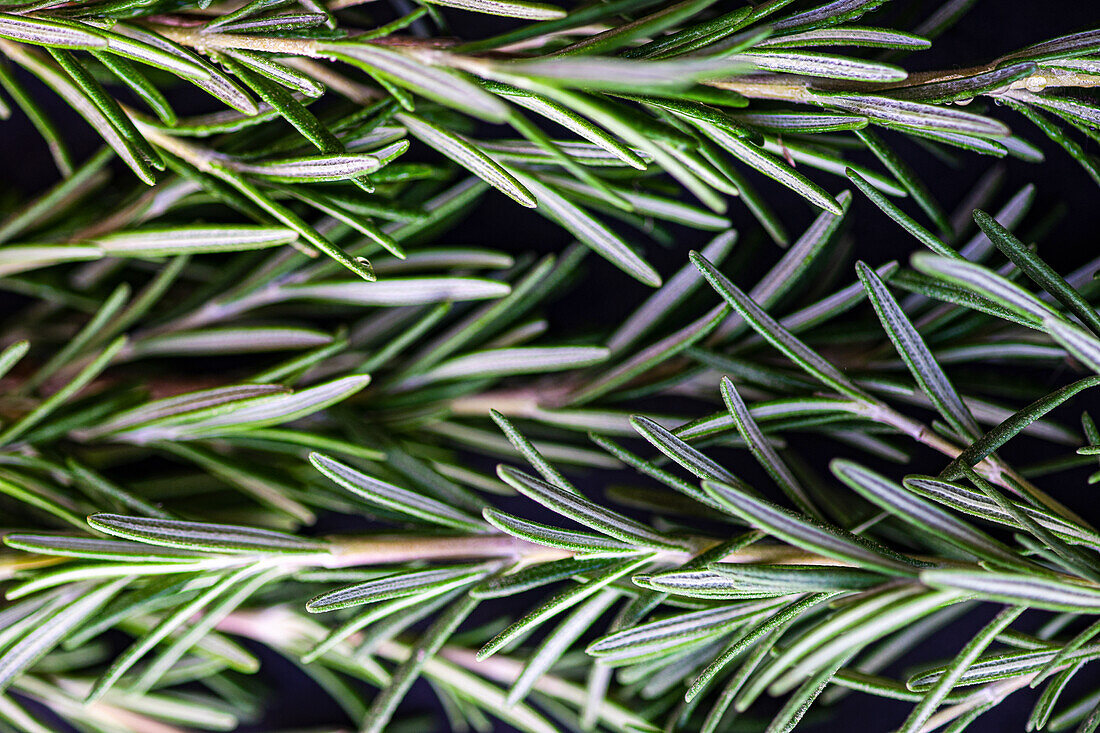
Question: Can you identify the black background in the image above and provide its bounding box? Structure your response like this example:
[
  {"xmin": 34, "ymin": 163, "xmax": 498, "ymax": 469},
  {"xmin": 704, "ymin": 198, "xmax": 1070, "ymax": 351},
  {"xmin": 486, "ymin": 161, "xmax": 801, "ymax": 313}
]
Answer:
[{"xmin": 5, "ymin": 1, "xmax": 1100, "ymax": 731}]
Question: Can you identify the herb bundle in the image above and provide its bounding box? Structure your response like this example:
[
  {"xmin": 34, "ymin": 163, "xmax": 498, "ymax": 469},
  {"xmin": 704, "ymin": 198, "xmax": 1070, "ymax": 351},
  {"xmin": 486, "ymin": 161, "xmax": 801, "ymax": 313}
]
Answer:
[{"xmin": 1, "ymin": 0, "xmax": 1100, "ymax": 731}]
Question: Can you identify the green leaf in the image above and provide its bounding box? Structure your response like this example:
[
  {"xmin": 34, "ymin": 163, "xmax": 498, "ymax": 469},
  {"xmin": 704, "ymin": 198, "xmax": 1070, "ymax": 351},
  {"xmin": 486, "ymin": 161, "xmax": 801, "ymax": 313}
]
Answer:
[
  {"xmin": 0, "ymin": 14, "xmax": 106, "ymax": 50},
  {"xmin": 400, "ymin": 113, "xmax": 536, "ymax": 207},
  {"xmin": 1047, "ymin": 319, "xmax": 1100, "ymax": 374},
  {"xmin": 856, "ymin": 261, "xmax": 980, "ymax": 439},
  {"xmin": 470, "ymin": 556, "xmax": 621, "ymax": 599},
  {"xmin": 629, "ymin": 415, "xmax": 747, "ymax": 492},
  {"xmin": 974, "ymin": 209, "xmax": 1100, "ymax": 335},
  {"xmin": 362, "ymin": 593, "xmax": 484, "ymax": 733},
  {"xmin": 87, "ymin": 514, "xmax": 328, "ymax": 554},
  {"xmin": 492, "ymin": 56, "xmax": 752, "ymax": 93},
  {"xmin": 846, "ymin": 169, "xmax": 956, "ymax": 258},
  {"xmin": 86, "ymin": 566, "xmax": 262, "ymax": 702},
  {"xmin": 608, "ymin": 231, "xmax": 735, "ymax": 354},
  {"xmin": 0, "ymin": 336, "xmax": 127, "ymax": 446},
  {"xmin": 306, "ymin": 565, "xmax": 486, "ymax": 612},
  {"xmin": 406, "ymin": 346, "xmax": 610, "ymax": 385},
  {"xmin": 721, "ymin": 377, "xmax": 819, "ymax": 518},
  {"xmin": 702, "ymin": 479, "xmax": 924, "ymax": 575},
  {"xmin": 557, "ymin": 0, "xmax": 719, "ymax": 56},
  {"xmin": 128, "ymin": 327, "xmax": 332, "ymax": 359},
  {"xmin": 569, "ymin": 304, "xmax": 728, "ymax": 404},
  {"xmin": 278, "ymin": 277, "xmax": 511, "ymax": 306},
  {"xmin": 940, "ymin": 376, "xmax": 1100, "ymax": 480},
  {"xmin": 206, "ymin": 164, "xmax": 376, "ymax": 281},
  {"xmin": 477, "ymin": 554, "xmax": 652, "ymax": 660},
  {"xmin": 911, "ymin": 252, "xmax": 1059, "ymax": 327},
  {"xmin": 322, "ymin": 43, "xmax": 509, "ymax": 122},
  {"xmin": 830, "ymin": 460, "xmax": 1031, "ymax": 570},
  {"xmin": 692, "ymin": 251, "xmax": 868, "ymax": 400},
  {"xmin": 498, "ymin": 465, "xmax": 684, "ymax": 550},
  {"xmin": 3, "ymin": 535, "xmax": 204, "ymax": 562},
  {"xmin": 219, "ymin": 48, "xmax": 324, "ymax": 97},
  {"xmin": 483, "ymin": 508, "xmax": 642, "ymax": 556},
  {"xmin": 758, "ymin": 26, "xmax": 930, "ymax": 50},
  {"xmin": 490, "ymin": 409, "xmax": 573, "ymax": 491},
  {"xmin": 905, "ymin": 476, "xmax": 1100, "ymax": 550},
  {"xmin": 508, "ymin": 171, "xmax": 662, "ymax": 286},
  {"xmin": 0, "ymin": 578, "xmax": 128, "ymax": 693},
  {"xmin": 0, "ymin": 340, "xmax": 29, "ymax": 381},
  {"xmin": 691, "ymin": 118, "xmax": 843, "ymax": 214},
  {"xmin": 921, "ymin": 570, "xmax": 1100, "ymax": 613},
  {"xmin": 856, "ymin": 129, "xmax": 951, "ymax": 235},
  {"xmin": 811, "ymin": 92, "xmax": 1010, "ymax": 137},
  {"xmin": 589, "ymin": 598, "xmax": 781, "ymax": 662},
  {"xmin": 422, "ymin": 0, "xmax": 565, "ymax": 19},
  {"xmin": 311, "ymin": 453, "xmax": 485, "ymax": 532},
  {"xmin": 95, "ymin": 226, "xmax": 302, "ymax": 258},
  {"xmin": 507, "ymin": 589, "xmax": 616, "ymax": 704},
  {"xmin": 736, "ymin": 50, "xmax": 907, "ymax": 82}
]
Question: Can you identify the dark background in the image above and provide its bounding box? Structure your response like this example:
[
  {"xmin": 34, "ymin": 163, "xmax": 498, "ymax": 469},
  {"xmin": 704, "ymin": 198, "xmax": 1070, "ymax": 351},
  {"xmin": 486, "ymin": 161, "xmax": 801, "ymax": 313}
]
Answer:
[{"xmin": 5, "ymin": 1, "xmax": 1100, "ymax": 731}]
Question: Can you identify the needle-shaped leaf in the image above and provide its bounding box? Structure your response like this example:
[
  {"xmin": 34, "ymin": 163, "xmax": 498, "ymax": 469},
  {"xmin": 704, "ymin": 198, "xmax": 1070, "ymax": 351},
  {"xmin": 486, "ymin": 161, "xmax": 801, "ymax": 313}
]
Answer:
[
  {"xmin": 0, "ymin": 336, "xmax": 127, "ymax": 446},
  {"xmin": 608, "ymin": 231, "xmax": 735, "ymax": 353},
  {"xmin": 3, "ymin": 535, "xmax": 205, "ymax": 562},
  {"xmin": 86, "ymin": 566, "xmax": 262, "ymax": 702},
  {"xmin": 759, "ymin": 26, "xmax": 929, "ymax": 49},
  {"xmin": 0, "ymin": 14, "xmax": 106, "ymax": 49},
  {"xmin": 589, "ymin": 599, "xmax": 781, "ymax": 662},
  {"xmin": 311, "ymin": 453, "xmax": 485, "ymax": 532},
  {"xmin": 406, "ymin": 346, "xmax": 609, "ymax": 385},
  {"xmin": 855, "ymin": 129, "xmax": 951, "ymax": 235},
  {"xmin": 483, "ymin": 508, "xmax": 640, "ymax": 555},
  {"xmin": 974, "ymin": 209, "xmax": 1100, "ymax": 335},
  {"xmin": 490, "ymin": 409, "xmax": 573, "ymax": 491},
  {"xmin": 306, "ymin": 565, "xmax": 486, "ymax": 612},
  {"xmin": 87, "ymin": 513, "xmax": 329, "ymax": 554},
  {"xmin": 422, "ymin": 0, "xmax": 565, "ymax": 17},
  {"xmin": 691, "ymin": 118, "xmax": 842, "ymax": 214},
  {"xmin": 812, "ymin": 92, "xmax": 1010, "ymax": 137},
  {"xmin": 846, "ymin": 169, "xmax": 956, "ymax": 257},
  {"xmin": 911, "ymin": 252, "xmax": 1059, "ymax": 327},
  {"xmin": 323, "ymin": 43, "xmax": 509, "ymax": 122},
  {"xmin": 830, "ymin": 460, "xmax": 1032, "ymax": 570},
  {"xmin": 207, "ymin": 164, "xmax": 376, "ymax": 281},
  {"xmin": 497, "ymin": 465, "xmax": 684, "ymax": 549},
  {"xmin": 629, "ymin": 415, "xmax": 746, "ymax": 491},
  {"xmin": 721, "ymin": 377, "xmax": 819, "ymax": 518},
  {"xmin": 0, "ymin": 578, "xmax": 127, "ymax": 694},
  {"xmin": 128, "ymin": 327, "xmax": 332, "ymax": 358},
  {"xmin": 400, "ymin": 113, "xmax": 535, "ymax": 207},
  {"xmin": 470, "ymin": 556, "xmax": 622, "ymax": 599},
  {"xmin": 900, "ymin": 604, "xmax": 1025, "ymax": 732},
  {"xmin": 507, "ymin": 589, "xmax": 615, "ymax": 706},
  {"xmin": 509, "ymin": 170, "xmax": 661, "ymax": 286},
  {"xmin": 920, "ymin": 569, "xmax": 1100, "ymax": 613},
  {"xmin": 568, "ymin": 304, "xmax": 728, "ymax": 404},
  {"xmin": 905, "ymin": 476, "xmax": 1100, "ymax": 550},
  {"xmin": 278, "ymin": 277, "xmax": 511, "ymax": 306},
  {"xmin": 693, "ymin": 251, "xmax": 868, "ymax": 400},
  {"xmin": 362, "ymin": 592, "xmax": 484, "ymax": 733},
  {"xmin": 940, "ymin": 376, "xmax": 1100, "ymax": 480},
  {"xmin": 736, "ymin": 50, "xmax": 907, "ymax": 82},
  {"xmin": 477, "ymin": 554, "xmax": 651, "ymax": 660},
  {"xmin": 1047, "ymin": 318, "xmax": 1100, "ymax": 374},
  {"xmin": 494, "ymin": 56, "xmax": 752, "ymax": 92},
  {"xmin": 91, "ymin": 225, "xmax": 299, "ymax": 257},
  {"xmin": 856, "ymin": 261, "xmax": 981, "ymax": 439},
  {"xmin": 702, "ymin": 479, "xmax": 924, "ymax": 575},
  {"xmin": 83, "ymin": 385, "xmax": 287, "ymax": 438}
]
